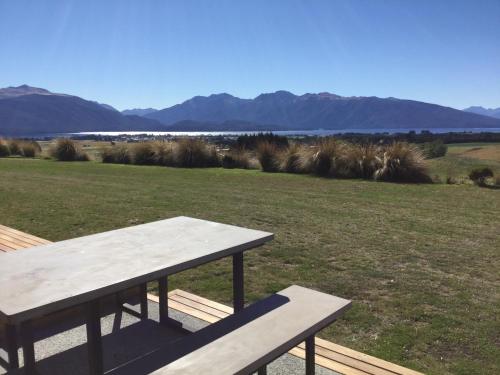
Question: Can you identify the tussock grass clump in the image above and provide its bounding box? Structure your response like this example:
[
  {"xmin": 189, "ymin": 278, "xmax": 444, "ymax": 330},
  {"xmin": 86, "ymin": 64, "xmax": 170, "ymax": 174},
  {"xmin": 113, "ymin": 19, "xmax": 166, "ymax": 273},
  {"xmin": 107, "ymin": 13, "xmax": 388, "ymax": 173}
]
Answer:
[
  {"xmin": 0, "ymin": 139, "xmax": 40, "ymax": 158},
  {"xmin": 100, "ymin": 147, "xmax": 116, "ymax": 163},
  {"xmin": 7, "ymin": 140, "xmax": 21, "ymax": 155},
  {"xmin": 257, "ymin": 142, "xmax": 281, "ymax": 172},
  {"xmin": 0, "ymin": 140, "xmax": 10, "ymax": 157},
  {"xmin": 153, "ymin": 141, "xmax": 175, "ymax": 166},
  {"xmin": 469, "ymin": 167, "xmax": 493, "ymax": 187},
  {"xmin": 100, "ymin": 140, "xmax": 218, "ymax": 167},
  {"xmin": 222, "ymin": 149, "xmax": 251, "ymax": 169},
  {"xmin": 20, "ymin": 142, "xmax": 37, "ymax": 157},
  {"xmin": 175, "ymin": 138, "xmax": 220, "ymax": 168},
  {"xmin": 310, "ymin": 139, "xmax": 343, "ymax": 176},
  {"xmin": 346, "ymin": 144, "xmax": 382, "ymax": 179},
  {"xmin": 279, "ymin": 144, "xmax": 313, "ymax": 174},
  {"xmin": 51, "ymin": 138, "xmax": 89, "ymax": 161},
  {"xmin": 101, "ymin": 144, "xmax": 131, "ymax": 164},
  {"xmin": 132, "ymin": 142, "xmax": 157, "ymax": 165},
  {"xmin": 374, "ymin": 142, "xmax": 431, "ymax": 183}
]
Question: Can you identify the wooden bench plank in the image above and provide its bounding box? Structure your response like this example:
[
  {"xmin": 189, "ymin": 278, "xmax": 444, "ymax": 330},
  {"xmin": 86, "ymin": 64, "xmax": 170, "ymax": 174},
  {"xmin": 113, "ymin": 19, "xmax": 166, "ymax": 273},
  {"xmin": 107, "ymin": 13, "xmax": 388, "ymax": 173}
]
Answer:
[
  {"xmin": 298, "ymin": 343, "xmax": 397, "ymax": 375},
  {"xmin": 311, "ymin": 338, "xmax": 424, "ymax": 375},
  {"xmin": 148, "ymin": 293, "xmax": 221, "ymax": 324},
  {"xmin": 290, "ymin": 346, "xmax": 372, "ymax": 375},
  {"xmin": 161, "ymin": 289, "xmax": 425, "ymax": 375},
  {"xmin": 167, "ymin": 294, "xmax": 230, "ymax": 319},
  {"xmin": 113, "ymin": 285, "xmax": 351, "ymax": 375},
  {"xmin": 0, "ymin": 241, "xmax": 16, "ymax": 252},
  {"xmin": 0, "ymin": 224, "xmax": 51, "ymax": 245},
  {"xmin": 0, "ymin": 232, "xmax": 38, "ymax": 249},
  {"xmin": 172, "ymin": 289, "xmax": 234, "ymax": 315},
  {"xmin": 0, "ymin": 237, "xmax": 28, "ymax": 251},
  {"xmin": 0, "ymin": 229, "xmax": 47, "ymax": 247}
]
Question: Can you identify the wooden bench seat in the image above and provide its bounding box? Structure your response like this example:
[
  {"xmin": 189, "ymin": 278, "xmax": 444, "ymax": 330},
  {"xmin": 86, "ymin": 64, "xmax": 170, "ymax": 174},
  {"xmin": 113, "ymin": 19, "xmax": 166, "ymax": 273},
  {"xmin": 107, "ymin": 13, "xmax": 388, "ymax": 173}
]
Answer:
[{"xmin": 109, "ymin": 285, "xmax": 351, "ymax": 375}]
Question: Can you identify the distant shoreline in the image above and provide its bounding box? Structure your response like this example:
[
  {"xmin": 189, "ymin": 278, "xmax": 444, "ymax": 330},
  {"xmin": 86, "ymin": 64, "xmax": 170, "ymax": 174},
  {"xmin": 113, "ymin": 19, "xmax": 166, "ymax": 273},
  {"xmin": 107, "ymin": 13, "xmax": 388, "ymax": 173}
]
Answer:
[{"xmin": 73, "ymin": 127, "xmax": 500, "ymax": 137}]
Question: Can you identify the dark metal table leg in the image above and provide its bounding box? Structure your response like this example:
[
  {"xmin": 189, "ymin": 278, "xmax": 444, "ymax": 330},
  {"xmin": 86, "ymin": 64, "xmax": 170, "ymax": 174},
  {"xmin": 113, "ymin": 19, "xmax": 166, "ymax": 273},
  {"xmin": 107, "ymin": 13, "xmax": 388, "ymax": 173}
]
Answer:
[
  {"xmin": 232, "ymin": 252, "xmax": 244, "ymax": 313},
  {"xmin": 305, "ymin": 335, "xmax": 315, "ymax": 375},
  {"xmin": 86, "ymin": 300, "xmax": 104, "ymax": 375},
  {"xmin": 5, "ymin": 324, "xmax": 19, "ymax": 369},
  {"xmin": 140, "ymin": 282, "xmax": 148, "ymax": 319},
  {"xmin": 20, "ymin": 320, "xmax": 36, "ymax": 375},
  {"xmin": 158, "ymin": 276, "xmax": 168, "ymax": 324}
]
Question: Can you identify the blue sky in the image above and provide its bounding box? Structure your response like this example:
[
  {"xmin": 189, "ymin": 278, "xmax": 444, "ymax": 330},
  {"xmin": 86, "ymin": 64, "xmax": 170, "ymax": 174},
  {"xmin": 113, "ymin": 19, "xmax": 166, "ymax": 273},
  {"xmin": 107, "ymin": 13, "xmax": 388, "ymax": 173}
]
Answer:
[{"xmin": 0, "ymin": 0, "xmax": 499, "ymax": 110}]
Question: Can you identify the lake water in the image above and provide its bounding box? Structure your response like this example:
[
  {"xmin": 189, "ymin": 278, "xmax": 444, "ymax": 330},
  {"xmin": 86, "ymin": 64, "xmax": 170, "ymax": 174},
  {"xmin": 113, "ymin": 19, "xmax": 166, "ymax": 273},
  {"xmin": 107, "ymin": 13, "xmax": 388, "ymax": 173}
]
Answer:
[{"xmin": 74, "ymin": 127, "xmax": 500, "ymax": 137}]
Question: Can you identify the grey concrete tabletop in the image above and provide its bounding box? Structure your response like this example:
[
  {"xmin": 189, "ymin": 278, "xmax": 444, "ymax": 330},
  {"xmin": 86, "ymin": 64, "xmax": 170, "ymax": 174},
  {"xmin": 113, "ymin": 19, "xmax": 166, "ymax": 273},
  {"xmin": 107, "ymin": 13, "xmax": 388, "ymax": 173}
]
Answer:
[{"xmin": 0, "ymin": 216, "xmax": 273, "ymax": 324}]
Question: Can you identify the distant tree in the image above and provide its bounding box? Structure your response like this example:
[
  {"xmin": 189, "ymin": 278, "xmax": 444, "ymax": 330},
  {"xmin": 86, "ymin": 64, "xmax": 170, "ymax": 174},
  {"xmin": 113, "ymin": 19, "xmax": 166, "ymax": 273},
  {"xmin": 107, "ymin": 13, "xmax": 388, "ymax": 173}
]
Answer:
[
  {"xmin": 237, "ymin": 132, "xmax": 288, "ymax": 150},
  {"xmin": 0, "ymin": 141, "xmax": 10, "ymax": 157},
  {"xmin": 421, "ymin": 140, "xmax": 447, "ymax": 159}
]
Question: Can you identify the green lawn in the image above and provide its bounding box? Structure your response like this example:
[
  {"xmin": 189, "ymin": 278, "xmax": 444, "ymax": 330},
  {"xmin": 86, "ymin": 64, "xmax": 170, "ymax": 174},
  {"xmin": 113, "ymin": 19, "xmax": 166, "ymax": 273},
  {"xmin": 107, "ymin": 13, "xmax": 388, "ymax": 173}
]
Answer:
[{"xmin": 0, "ymin": 155, "xmax": 499, "ymax": 375}]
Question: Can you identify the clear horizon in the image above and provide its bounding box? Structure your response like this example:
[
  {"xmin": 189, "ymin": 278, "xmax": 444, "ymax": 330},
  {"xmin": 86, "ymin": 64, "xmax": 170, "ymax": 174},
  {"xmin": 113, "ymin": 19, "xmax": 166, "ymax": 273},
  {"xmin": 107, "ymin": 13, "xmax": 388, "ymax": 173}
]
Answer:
[{"xmin": 1, "ymin": 0, "xmax": 499, "ymax": 111}]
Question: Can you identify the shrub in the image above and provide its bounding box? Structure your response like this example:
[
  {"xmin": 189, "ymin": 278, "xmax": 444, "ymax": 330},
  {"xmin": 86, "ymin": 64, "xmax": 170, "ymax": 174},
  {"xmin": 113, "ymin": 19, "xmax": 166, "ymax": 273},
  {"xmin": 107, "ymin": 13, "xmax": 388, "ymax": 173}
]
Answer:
[
  {"xmin": 374, "ymin": 142, "xmax": 431, "ymax": 183},
  {"xmin": 256, "ymin": 142, "xmax": 280, "ymax": 172},
  {"xmin": 421, "ymin": 140, "xmax": 447, "ymax": 159},
  {"xmin": 446, "ymin": 176, "xmax": 457, "ymax": 185},
  {"xmin": 51, "ymin": 138, "xmax": 89, "ymax": 161},
  {"xmin": 20, "ymin": 142, "xmax": 37, "ymax": 157},
  {"xmin": 237, "ymin": 132, "xmax": 289, "ymax": 150},
  {"xmin": 222, "ymin": 149, "xmax": 251, "ymax": 169},
  {"xmin": 101, "ymin": 144, "xmax": 131, "ymax": 164},
  {"xmin": 153, "ymin": 141, "xmax": 175, "ymax": 166},
  {"xmin": 206, "ymin": 146, "xmax": 220, "ymax": 167},
  {"xmin": 31, "ymin": 140, "xmax": 42, "ymax": 153},
  {"xmin": 7, "ymin": 140, "xmax": 21, "ymax": 155},
  {"xmin": 469, "ymin": 167, "xmax": 493, "ymax": 186},
  {"xmin": 100, "ymin": 147, "xmax": 116, "ymax": 163},
  {"xmin": 132, "ymin": 142, "xmax": 157, "ymax": 165},
  {"xmin": 0, "ymin": 140, "xmax": 10, "ymax": 157},
  {"xmin": 175, "ymin": 138, "xmax": 220, "ymax": 168},
  {"xmin": 75, "ymin": 152, "xmax": 90, "ymax": 161}
]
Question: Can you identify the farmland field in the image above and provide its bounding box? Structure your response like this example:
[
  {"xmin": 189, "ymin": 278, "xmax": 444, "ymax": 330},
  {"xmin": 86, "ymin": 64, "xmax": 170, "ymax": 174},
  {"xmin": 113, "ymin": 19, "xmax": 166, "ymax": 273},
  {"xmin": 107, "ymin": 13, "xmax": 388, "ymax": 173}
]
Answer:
[{"xmin": 0, "ymin": 142, "xmax": 499, "ymax": 375}]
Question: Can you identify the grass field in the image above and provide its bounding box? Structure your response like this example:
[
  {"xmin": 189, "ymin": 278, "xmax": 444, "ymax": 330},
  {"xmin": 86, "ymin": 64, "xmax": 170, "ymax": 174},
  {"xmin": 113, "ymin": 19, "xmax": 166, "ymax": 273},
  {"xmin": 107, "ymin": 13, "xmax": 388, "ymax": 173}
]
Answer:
[
  {"xmin": 427, "ymin": 143, "xmax": 500, "ymax": 181},
  {"xmin": 0, "ymin": 143, "xmax": 499, "ymax": 375}
]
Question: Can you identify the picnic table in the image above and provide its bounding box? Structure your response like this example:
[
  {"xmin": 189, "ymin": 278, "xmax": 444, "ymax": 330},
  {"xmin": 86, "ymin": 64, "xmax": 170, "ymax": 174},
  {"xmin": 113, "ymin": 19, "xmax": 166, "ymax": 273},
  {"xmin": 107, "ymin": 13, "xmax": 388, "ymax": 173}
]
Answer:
[{"xmin": 0, "ymin": 216, "xmax": 273, "ymax": 375}]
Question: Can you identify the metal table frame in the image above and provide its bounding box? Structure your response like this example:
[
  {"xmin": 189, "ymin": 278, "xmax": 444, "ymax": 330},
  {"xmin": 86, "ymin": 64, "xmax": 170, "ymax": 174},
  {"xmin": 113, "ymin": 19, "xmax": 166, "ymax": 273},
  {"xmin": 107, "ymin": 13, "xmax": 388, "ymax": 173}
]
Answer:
[{"xmin": 4, "ymin": 251, "xmax": 248, "ymax": 375}]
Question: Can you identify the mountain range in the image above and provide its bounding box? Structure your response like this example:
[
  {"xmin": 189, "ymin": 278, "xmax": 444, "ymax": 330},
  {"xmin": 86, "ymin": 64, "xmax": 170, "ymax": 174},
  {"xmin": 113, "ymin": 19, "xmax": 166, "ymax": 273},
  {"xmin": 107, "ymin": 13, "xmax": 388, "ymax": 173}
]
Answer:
[
  {"xmin": 463, "ymin": 106, "xmax": 500, "ymax": 119},
  {"xmin": 121, "ymin": 108, "xmax": 158, "ymax": 116},
  {"xmin": 1, "ymin": 85, "xmax": 499, "ymax": 136},
  {"xmin": 0, "ymin": 85, "xmax": 165, "ymax": 136}
]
